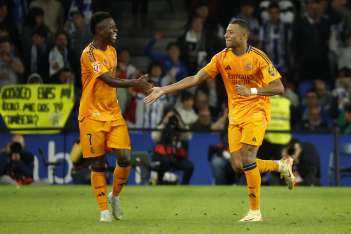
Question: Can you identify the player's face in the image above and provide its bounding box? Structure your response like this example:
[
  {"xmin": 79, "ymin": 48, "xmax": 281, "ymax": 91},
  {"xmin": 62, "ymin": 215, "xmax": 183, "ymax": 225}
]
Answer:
[
  {"xmin": 98, "ymin": 18, "xmax": 118, "ymax": 45},
  {"xmin": 224, "ymin": 24, "xmax": 247, "ymax": 48}
]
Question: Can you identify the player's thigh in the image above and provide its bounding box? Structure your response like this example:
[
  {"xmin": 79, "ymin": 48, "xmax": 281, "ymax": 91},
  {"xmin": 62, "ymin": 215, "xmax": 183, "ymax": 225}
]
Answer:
[
  {"xmin": 79, "ymin": 118, "xmax": 107, "ymax": 158},
  {"xmin": 228, "ymin": 124, "xmax": 242, "ymax": 153},
  {"xmin": 241, "ymin": 112, "xmax": 267, "ymax": 148},
  {"xmin": 107, "ymin": 121, "xmax": 131, "ymax": 150}
]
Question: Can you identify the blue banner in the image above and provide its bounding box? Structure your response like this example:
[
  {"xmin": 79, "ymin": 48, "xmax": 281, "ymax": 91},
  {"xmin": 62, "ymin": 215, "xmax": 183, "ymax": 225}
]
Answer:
[{"xmin": 0, "ymin": 132, "xmax": 350, "ymax": 186}]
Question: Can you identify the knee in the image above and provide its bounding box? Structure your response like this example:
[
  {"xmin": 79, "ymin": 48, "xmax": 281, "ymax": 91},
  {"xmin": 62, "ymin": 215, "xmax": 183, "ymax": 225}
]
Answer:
[
  {"xmin": 230, "ymin": 158, "xmax": 242, "ymax": 173},
  {"xmin": 240, "ymin": 147, "xmax": 257, "ymax": 165},
  {"xmin": 90, "ymin": 157, "xmax": 106, "ymax": 172},
  {"xmin": 117, "ymin": 155, "xmax": 131, "ymax": 167}
]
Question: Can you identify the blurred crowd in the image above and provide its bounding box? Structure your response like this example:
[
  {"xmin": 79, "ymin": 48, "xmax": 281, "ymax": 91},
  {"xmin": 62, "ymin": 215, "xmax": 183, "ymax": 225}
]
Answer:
[{"xmin": 1, "ymin": 0, "xmax": 351, "ymax": 134}]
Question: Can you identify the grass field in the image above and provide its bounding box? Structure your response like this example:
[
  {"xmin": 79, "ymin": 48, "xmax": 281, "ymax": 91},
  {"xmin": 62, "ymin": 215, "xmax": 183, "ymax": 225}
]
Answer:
[{"xmin": 0, "ymin": 185, "xmax": 350, "ymax": 234}]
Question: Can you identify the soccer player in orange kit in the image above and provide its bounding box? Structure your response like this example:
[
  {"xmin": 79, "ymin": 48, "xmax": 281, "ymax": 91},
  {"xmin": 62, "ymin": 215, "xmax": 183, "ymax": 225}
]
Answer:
[
  {"xmin": 79, "ymin": 12, "xmax": 152, "ymax": 222},
  {"xmin": 144, "ymin": 18, "xmax": 295, "ymax": 222}
]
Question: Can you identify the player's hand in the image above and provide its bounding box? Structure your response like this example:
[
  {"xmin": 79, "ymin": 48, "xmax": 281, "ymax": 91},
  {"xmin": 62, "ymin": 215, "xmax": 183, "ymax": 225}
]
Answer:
[
  {"xmin": 144, "ymin": 87, "xmax": 164, "ymax": 104},
  {"xmin": 136, "ymin": 74, "xmax": 153, "ymax": 94},
  {"xmin": 235, "ymin": 85, "xmax": 251, "ymax": 96}
]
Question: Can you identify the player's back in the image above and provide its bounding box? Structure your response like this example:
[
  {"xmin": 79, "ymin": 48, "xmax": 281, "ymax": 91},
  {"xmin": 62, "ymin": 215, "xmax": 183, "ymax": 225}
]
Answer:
[{"xmin": 79, "ymin": 43, "xmax": 121, "ymax": 121}]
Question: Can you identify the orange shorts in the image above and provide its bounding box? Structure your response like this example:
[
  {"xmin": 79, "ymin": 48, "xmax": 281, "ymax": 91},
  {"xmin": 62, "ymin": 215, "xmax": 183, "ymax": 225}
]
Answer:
[
  {"xmin": 79, "ymin": 116, "xmax": 131, "ymax": 158},
  {"xmin": 228, "ymin": 112, "xmax": 267, "ymax": 152}
]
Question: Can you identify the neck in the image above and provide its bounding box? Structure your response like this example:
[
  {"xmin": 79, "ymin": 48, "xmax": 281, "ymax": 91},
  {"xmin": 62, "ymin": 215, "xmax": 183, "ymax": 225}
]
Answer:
[
  {"xmin": 232, "ymin": 43, "xmax": 247, "ymax": 56},
  {"xmin": 92, "ymin": 37, "xmax": 107, "ymax": 50}
]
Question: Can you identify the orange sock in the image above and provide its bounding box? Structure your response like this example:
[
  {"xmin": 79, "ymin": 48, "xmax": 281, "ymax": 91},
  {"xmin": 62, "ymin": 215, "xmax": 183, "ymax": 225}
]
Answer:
[
  {"xmin": 256, "ymin": 159, "xmax": 279, "ymax": 173},
  {"xmin": 112, "ymin": 166, "xmax": 131, "ymax": 196},
  {"xmin": 91, "ymin": 171, "xmax": 108, "ymax": 211},
  {"xmin": 243, "ymin": 162, "xmax": 261, "ymax": 210}
]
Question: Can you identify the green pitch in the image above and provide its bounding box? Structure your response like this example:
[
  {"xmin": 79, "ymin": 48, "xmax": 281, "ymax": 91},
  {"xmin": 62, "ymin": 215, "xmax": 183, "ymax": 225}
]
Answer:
[{"xmin": 0, "ymin": 185, "xmax": 349, "ymax": 234}]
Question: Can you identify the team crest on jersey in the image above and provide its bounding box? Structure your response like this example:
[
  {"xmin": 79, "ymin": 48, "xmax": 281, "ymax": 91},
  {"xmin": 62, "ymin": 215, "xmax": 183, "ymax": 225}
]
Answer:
[
  {"xmin": 268, "ymin": 66, "xmax": 276, "ymax": 76},
  {"xmin": 92, "ymin": 62, "xmax": 101, "ymax": 73},
  {"xmin": 244, "ymin": 63, "xmax": 252, "ymax": 71}
]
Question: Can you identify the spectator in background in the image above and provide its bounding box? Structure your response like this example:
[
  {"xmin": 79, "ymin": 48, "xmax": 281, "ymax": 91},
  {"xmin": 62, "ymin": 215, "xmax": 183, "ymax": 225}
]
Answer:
[
  {"xmin": 0, "ymin": 143, "xmax": 17, "ymax": 185},
  {"xmin": 11, "ymin": 0, "xmax": 29, "ymax": 33},
  {"xmin": 67, "ymin": 11, "xmax": 92, "ymax": 64},
  {"xmin": 192, "ymin": 3, "xmax": 224, "ymax": 57},
  {"xmin": 26, "ymin": 72, "xmax": 43, "ymax": 84},
  {"xmin": 191, "ymin": 108, "xmax": 227, "ymax": 131},
  {"xmin": 301, "ymin": 106, "xmax": 329, "ymax": 131},
  {"xmin": 127, "ymin": 62, "xmax": 169, "ymax": 129},
  {"xmin": 284, "ymin": 81, "xmax": 300, "ymax": 108},
  {"xmin": 232, "ymin": 1, "xmax": 260, "ymax": 46},
  {"xmin": 0, "ymin": 135, "xmax": 34, "ymax": 185},
  {"xmin": 300, "ymin": 91, "xmax": 330, "ymax": 131},
  {"xmin": 175, "ymin": 91, "xmax": 198, "ymax": 126},
  {"xmin": 283, "ymin": 139, "xmax": 320, "ymax": 186},
  {"xmin": 49, "ymin": 31, "xmax": 76, "ymax": 78},
  {"xmin": 336, "ymin": 104, "xmax": 351, "ymax": 133},
  {"xmin": 144, "ymin": 33, "xmax": 188, "ymax": 82},
  {"xmin": 338, "ymin": 32, "xmax": 351, "ymax": 70},
  {"xmin": 0, "ymin": 37, "xmax": 24, "ymax": 86},
  {"xmin": 51, "ymin": 67, "xmax": 75, "ymax": 84},
  {"xmin": 117, "ymin": 48, "xmax": 138, "ymax": 80},
  {"xmin": 30, "ymin": 0, "xmax": 64, "ymax": 34},
  {"xmin": 21, "ymin": 7, "xmax": 52, "ymax": 58},
  {"xmin": 53, "ymin": 67, "xmax": 80, "ymax": 132},
  {"xmin": 332, "ymin": 68, "xmax": 351, "ymax": 114},
  {"xmin": 259, "ymin": 0, "xmax": 295, "ymax": 24},
  {"xmin": 329, "ymin": 0, "xmax": 351, "ymax": 74},
  {"xmin": 194, "ymin": 90, "xmax": 217, "ymax": 119},
  {"xmin": 23, "ymin": 26, "xmax": 50, "ymax": 81},
  {"xmin": 66, "ymin": 10, "xmax": 91, "ymax": 88},
  {"xmin": 65, "ymin": 0, "xmax": 93, "ymax": 26},
  {"xmin": 331, "ymin": 0, "xmax": 351, "ymax": 35},
  {"xmin": 151, "ymin": 110, "xmax": 193, "ymax": 185},
  {"xmin": 260, "ymin": 95, "xmax": 292, "ymax": 161},
  {"xmin": 313, "ymin": 79, "xmax": 333, "ymax": 112},
  {"xmin": 259, "ymin": 2, "xmax": 291, "ymax": 74},
  {"xmin": 117, "ymin": 48, "xmax": 138, "ymax": 113},
  {"xmin": 197, "ymin": 78, "xmax": 220, "ymax": 112},
  {"xmin": 0, "ymin": 0, "xmax": 20, "ymax": 49},
  {"xmin": 193, "ymin": 3, "xmax": 224, "ymax": 39},
  {"xmin": 291, "ymin": 0, "xmax": 331, "ymax": 81},
  {"xmin": 178, "ymin": 16, "xmax": 207, "ymax": 74}
]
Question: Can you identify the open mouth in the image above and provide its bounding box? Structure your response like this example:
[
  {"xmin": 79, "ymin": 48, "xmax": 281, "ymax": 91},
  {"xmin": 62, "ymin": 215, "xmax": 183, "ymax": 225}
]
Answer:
[{"xmin": 111, "ymin": 32, "xmax": 117, "ymax": 40}]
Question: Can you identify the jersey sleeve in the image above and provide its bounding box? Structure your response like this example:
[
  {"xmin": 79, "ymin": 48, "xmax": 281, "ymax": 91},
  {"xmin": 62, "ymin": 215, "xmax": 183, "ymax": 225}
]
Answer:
[
  {"xmin": 82, "ymin": 49, "xmax": 110, "ymax": 80},
  {"xmin": 258, "ymin": 54, "xmax": 281, "ymax": 84},
  {"xmin": 201, "ymin": 53, "xmax": 220, "ymax": 79}
]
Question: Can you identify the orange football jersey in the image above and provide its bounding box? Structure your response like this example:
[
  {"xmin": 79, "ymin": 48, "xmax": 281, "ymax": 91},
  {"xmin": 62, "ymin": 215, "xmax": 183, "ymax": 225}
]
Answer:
[
  {"xmin": 79, "ymin": 43, "xmax": 121, "ymax": 121},
  {"xmin": 202, "ymin": 46, "xmax": 281, "ymax": 124}
]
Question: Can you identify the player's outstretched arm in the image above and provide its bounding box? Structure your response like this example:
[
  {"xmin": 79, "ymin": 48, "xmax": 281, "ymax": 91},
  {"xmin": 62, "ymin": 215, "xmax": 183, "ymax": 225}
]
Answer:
[
  {"xmin": 144, "ymin": 70, "xmax": 211, "ymax": 104},
  {"xmin": 98, "ymin": 73, "xmax": 153, "ymax": 93},
  {"xmin": 236, "ymin": 79, "xmax": 284, "ymax": 96}
]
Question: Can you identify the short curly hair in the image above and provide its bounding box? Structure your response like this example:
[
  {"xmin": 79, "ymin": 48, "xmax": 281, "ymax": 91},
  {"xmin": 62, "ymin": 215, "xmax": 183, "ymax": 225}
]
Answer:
[{"xmin": 90, "ymin": 11, "xmax": 112, "ymax": 34}]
